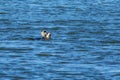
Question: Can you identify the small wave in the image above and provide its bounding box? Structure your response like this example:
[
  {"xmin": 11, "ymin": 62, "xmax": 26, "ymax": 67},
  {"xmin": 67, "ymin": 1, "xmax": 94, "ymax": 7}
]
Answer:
[{"xmin": 0, "ymin": 12, "xmax": 8, "ymax": 14}]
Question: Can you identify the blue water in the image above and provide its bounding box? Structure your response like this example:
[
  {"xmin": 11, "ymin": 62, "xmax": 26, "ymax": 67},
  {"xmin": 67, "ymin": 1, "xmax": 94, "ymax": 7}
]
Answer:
[{"xmin": 0, "ymin": 0, "xmax": 120, "ymax": 80}]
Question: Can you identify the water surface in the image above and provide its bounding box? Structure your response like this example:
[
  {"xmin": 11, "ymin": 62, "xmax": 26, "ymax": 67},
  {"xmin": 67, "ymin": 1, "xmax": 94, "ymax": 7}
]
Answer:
[{"xmin": 0, "ymin": 0, "xmax": 120, "ymax": 80}]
